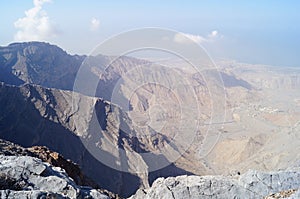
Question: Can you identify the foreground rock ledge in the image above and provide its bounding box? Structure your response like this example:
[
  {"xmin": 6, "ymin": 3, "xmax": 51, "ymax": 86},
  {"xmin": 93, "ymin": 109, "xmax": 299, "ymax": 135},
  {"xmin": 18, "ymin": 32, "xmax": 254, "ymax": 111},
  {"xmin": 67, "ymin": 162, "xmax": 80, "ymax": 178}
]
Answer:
[
  {"xmin": 0, "ymin": 147, "xmax": 300, "ymax": 198},
  {"xmin": 130, "ymin": 169, "xmax": 300, "ymax": 199},
  {"xmin": 0, "ymin": 155, "xmax": 109, "ymax": 199}
]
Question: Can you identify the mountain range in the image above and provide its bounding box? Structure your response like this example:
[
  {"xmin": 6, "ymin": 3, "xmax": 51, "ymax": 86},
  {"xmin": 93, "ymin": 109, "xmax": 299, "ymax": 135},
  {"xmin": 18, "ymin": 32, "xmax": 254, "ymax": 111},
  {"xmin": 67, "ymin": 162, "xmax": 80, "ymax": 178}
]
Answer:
[{"xmin": 0, "ymin": 42, "xmax": 299, "ymax": 198}]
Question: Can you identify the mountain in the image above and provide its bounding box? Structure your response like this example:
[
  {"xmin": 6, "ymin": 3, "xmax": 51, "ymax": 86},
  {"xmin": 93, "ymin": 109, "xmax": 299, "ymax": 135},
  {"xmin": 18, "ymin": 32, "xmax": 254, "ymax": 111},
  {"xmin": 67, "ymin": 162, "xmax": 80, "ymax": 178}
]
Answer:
[
  {"xmin": 0, "ymin": 82, "xmax": 192, "ymax": 197},
  {"xmin": 0, "ymin": 42, "xmax": 148, "ymax": 99},
  {"xmin": 0, "ymin": 42, "xmax": 84, "ymax": 89},
  {"xmin": 0, "ymin": 82, "xmax": 134, "ymax": 196},
  {"xmin": 0, "ymin": 42, "xmax": 299, "ymax": 198}
]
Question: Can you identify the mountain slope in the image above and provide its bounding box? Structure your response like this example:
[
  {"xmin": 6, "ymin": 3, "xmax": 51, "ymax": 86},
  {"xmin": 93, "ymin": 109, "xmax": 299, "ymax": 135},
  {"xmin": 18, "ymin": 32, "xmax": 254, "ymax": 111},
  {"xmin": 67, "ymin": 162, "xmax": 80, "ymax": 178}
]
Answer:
[
  {"xmin": 0, "ymin": 82, "xmax": 140, "ymax": 196},
  {"xmin": 0, "ymin": 82, "xmax": 191, "ymax": 197}
]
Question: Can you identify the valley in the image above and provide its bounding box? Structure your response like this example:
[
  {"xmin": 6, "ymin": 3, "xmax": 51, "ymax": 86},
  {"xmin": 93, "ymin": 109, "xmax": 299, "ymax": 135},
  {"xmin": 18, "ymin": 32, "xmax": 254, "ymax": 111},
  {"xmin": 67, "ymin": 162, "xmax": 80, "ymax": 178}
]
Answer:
[{"xmin": 0, "ymin": 42, "xmax": 299, "ymax": 198}]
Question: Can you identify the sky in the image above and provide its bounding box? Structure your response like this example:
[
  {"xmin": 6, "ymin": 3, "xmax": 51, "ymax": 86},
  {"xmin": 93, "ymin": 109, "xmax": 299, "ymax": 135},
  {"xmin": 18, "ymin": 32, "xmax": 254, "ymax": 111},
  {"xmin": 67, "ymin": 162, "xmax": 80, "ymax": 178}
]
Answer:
[{"xmin": 1, "ymin": 0, "xmax": 300, "ymax": 67}]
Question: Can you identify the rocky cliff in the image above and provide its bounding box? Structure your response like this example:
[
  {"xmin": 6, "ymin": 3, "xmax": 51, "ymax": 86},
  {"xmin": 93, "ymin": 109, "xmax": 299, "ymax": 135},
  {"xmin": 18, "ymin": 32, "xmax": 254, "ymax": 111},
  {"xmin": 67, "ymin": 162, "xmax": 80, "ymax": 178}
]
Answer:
[
  {"xmin": 0, "ymin": 139, "xmax": 118, "ymax": 199},
  {"xmin": 130, "ymin": 169, "xmax": 300, "ymax": 199},
  {"xmin": 0, "ymin": 82, "xmax": 190, "ymax": 197},
  {"xmin": 0, "ymin": 155, "xmax": 111, "ymax": 199}
]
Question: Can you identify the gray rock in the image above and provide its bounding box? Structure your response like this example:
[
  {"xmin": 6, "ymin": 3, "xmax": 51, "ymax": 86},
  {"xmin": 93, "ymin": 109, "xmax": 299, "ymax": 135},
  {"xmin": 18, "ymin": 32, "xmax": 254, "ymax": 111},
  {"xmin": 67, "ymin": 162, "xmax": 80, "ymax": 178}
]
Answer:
[
  {"xmin": 0, "ymin": 155, "xmax": 110, "ymax": 199},
  {"xmin": 288, "ymin": 190, "xmax": 300, "ymax": 199},
  {"xmin": 130, "ymin": 169, "xmax": 300, "ymax": 199},
  {"xmin": 240, "ymin": 169, "xmax": 300, "ymax": 197},
  {"xmin": 0, "ymin": 190, "xmax": 65, "ymax": 199}
]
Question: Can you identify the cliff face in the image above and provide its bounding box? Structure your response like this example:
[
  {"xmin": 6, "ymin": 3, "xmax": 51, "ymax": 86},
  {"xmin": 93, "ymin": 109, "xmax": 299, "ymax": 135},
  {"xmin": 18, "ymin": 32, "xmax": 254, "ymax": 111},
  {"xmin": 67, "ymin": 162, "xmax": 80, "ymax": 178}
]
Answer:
[
  {"xmin": 0, "ymin": 83, "xmax": 138, "ymax": 197},
  {"xmin": 0, "ymin": 82, "xmax": 190, "ymax": 197}
]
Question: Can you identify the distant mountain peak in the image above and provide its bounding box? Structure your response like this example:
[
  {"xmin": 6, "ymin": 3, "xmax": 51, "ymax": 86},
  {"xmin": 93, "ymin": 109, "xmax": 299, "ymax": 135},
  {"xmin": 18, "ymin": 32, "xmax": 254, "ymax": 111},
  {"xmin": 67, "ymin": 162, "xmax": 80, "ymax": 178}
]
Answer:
[
  {"xmin": 5, "ymin": 41, "xmax": 68, "ymax": 56},
  {"xmin": 8, "ymin": 41, "xmax": 52, "ymax": 46},
  {"xmin": 0, "ymin": 41, "xmax": 84, "ymax": 89}
]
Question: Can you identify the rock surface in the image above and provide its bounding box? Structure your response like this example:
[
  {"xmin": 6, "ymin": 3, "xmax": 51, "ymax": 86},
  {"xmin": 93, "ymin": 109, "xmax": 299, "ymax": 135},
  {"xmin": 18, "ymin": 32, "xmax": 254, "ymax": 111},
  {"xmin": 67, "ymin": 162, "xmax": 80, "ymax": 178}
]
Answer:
[
  {"xmin": 0, "ymin": 139, "xmax": 121, "ymax": 199},
  {"xmin": 0, "ymin": 138, "xmax": 93, "ymax": 187},
  {"xmin": 130, "ymin": 169, "xmax": 300, "ymax": 199},
  {"xmin": 0, "ymin": 155, "xmax": 109, "ymax": 199}
]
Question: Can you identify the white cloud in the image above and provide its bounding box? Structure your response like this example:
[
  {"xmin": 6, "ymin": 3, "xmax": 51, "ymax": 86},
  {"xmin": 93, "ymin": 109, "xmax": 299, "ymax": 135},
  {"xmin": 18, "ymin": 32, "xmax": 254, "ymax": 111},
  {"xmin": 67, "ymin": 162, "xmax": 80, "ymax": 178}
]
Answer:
[
  {"xmin": 174, "ymin": 33, "xmax": 207, "ymax": 44},
  {"xmin": 14, "ymin": 0, "xmax": 59, "ymax": 41},
  {"xmin": 174, "ymin": 30, "xmax": 222, "ymax": 44},
  {"xmin": 209, "ymin": 30, "xmax": 218, "ymax": 38},
  {"xmin": 90, "ymin": 18, "xmax": 100, "ymax": 31}
]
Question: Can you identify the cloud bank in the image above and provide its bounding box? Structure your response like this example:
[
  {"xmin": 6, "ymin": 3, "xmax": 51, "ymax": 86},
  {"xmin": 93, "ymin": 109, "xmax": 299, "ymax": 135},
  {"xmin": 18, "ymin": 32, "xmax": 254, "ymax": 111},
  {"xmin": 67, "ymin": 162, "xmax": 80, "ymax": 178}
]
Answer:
[{"xmin": 14, "ymin": 0, "xmax": 59, "ymax": 41}]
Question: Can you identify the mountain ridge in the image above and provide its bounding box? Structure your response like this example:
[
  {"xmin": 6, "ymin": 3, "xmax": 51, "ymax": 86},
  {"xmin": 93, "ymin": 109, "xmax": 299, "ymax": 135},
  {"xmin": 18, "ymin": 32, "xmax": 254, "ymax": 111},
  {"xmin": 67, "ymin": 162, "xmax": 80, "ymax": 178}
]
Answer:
[{"xmin": 1, "ymin": 41, "xmax": 299, "ymax": 198}]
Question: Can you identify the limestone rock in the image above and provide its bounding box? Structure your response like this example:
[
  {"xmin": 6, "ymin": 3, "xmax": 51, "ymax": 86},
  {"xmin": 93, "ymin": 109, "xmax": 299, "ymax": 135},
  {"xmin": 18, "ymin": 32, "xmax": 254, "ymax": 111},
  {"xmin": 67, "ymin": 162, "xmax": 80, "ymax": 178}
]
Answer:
[
  {"xmin": 130, "ymin": 169, "xmax": 300, "ymax": 199},
  {"xmin": 0, "ymin": 155, "xmax": 110, "ymax": 199}
]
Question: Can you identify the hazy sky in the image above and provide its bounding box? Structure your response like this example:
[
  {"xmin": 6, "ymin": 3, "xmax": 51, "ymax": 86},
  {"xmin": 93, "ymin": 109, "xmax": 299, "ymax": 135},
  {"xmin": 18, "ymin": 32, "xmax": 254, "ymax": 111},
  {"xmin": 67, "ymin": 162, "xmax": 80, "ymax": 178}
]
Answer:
[{"xmin": 1, "ymin": 0, "xmax": 300, "ymax": 66}]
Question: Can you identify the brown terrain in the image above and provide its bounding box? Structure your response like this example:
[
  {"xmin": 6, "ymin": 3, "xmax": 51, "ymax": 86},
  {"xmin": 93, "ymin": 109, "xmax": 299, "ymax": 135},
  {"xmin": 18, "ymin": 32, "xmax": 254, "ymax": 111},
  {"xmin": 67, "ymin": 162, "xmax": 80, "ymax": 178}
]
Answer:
[{"xmin": 0, "ymin": 42, "xmax": 299, "ymax": 197}]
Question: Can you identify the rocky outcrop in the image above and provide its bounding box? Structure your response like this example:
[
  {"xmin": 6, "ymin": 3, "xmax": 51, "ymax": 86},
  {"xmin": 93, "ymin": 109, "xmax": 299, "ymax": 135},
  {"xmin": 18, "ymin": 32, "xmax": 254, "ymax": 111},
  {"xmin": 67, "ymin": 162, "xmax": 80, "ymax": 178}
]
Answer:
[
  {"xmin": 130, "ymin": 169, "xmax": 300, "ymax": 199},
  {"xmin": 28, "ymin": 146, "xmax": 95, "ymax": 187},
  {"xmin": 0, "ymin": 155, "xmax": 109, "ymax": 199},
  {"xmin": 0, "ymin": 138, "xmax": 121, "ymax": 199},
  {"xmin": 0, "ymin": 139, "xmax": 90, "ymax": 186}
]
